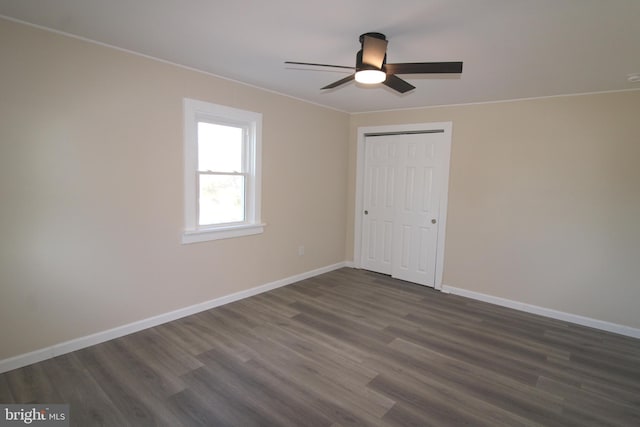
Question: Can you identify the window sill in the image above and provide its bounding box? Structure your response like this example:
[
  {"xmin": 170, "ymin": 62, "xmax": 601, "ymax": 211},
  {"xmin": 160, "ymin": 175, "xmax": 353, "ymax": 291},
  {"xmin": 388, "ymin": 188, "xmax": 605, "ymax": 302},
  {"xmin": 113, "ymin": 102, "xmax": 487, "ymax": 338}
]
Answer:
[{"xmin": 182, "ymin": 223, "xmax": 265, "ymax": 244}]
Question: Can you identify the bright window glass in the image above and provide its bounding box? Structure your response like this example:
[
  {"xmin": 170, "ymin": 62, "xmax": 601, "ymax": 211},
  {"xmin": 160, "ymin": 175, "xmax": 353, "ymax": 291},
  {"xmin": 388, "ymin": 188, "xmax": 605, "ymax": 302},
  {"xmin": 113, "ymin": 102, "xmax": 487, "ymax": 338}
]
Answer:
[
  {"xmin": 198, "ymin": 174, "xmax": 245, "ymax": 225},
  {"xmin": 197, "ymin": 123, "xmax": 243, "ymax": 172},
  {"xmin": 196, "ymin": 122, "xmax": 246, "ymax": 226}
]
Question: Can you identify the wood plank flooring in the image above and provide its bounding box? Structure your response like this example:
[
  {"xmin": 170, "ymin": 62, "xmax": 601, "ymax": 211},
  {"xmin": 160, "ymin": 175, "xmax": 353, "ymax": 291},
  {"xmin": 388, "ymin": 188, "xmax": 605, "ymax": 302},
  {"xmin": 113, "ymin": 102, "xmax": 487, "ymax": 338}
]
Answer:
[{"xmin": 1, "ymin": 268, "xmax": 639, "ymax": 426}]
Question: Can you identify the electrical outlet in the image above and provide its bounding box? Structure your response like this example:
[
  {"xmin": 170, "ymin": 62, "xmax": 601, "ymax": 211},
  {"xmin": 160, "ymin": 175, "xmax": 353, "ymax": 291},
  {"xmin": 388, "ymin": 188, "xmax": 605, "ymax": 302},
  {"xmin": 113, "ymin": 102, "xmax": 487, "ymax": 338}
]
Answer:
[{"xmin": 298, "ymin": 245, "xmax": 305, "ymax": 256}]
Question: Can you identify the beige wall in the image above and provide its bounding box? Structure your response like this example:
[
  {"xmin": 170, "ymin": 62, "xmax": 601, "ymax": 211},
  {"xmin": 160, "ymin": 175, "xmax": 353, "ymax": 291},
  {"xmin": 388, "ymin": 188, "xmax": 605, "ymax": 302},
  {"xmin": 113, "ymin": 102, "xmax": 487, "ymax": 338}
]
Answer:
[
  {"xmin": 348, "ymin": 90, "xmax": 640, "ymax": 329},
  {"xmin": 0, "ymin": 19, "xmax": 349, "ymax": 360}
]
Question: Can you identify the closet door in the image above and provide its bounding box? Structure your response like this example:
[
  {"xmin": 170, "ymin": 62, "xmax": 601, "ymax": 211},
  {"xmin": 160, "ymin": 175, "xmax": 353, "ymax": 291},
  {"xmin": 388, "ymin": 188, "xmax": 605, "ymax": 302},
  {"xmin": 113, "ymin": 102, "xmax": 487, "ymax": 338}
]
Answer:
[
  {"xmin": 361, "ymin": 132, "xmax": 445, "ymax": 287},
  {"xmin": 391, "ymin": 133, "xmax": 443, "ymax": 286},
  {"xmin": 360, "ymin": 136, "xmax": 398, "ymax": 274}
]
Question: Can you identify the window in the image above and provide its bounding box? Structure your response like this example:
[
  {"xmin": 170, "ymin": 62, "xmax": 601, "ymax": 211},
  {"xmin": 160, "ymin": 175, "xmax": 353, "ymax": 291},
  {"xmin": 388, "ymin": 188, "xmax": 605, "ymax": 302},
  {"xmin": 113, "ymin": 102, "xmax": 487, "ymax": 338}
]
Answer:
[{"xmin": 182, "ymin": 98, "xmax": 263, "ymax": 243}]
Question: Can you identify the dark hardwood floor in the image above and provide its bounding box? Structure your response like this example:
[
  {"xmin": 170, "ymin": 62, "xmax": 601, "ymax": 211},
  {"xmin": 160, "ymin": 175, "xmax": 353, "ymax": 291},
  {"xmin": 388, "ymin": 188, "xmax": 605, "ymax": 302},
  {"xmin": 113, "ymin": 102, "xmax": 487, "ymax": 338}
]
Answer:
[{"xmin": 1, "ymin": 268, "xmax": 639, "ymax": 426}]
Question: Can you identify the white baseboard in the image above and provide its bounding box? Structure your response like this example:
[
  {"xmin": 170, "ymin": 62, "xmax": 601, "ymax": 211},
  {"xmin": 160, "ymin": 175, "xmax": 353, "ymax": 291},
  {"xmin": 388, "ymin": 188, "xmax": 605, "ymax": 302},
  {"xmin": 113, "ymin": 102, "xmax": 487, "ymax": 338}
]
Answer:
[
  {"xmin": 441, "ymin": 285, "xmax": 640, "ymax": 339},
  {"xmin": 0, "ymin": 262, "xmax": 349, "ymax": 374}
]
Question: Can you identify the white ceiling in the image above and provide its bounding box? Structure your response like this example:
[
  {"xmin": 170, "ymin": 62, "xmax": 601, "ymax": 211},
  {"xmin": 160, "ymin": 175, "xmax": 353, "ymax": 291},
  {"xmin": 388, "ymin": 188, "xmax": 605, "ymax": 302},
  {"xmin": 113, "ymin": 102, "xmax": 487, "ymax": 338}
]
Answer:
[{"xmin": 1, "ymin": 0, "xmax": 639, "ymax": 113}]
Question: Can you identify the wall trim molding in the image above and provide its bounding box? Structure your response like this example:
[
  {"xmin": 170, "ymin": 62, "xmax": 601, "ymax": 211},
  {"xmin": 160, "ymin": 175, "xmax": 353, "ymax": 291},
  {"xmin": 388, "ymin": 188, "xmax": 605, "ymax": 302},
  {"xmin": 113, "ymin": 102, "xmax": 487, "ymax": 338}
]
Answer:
[
  {"xmin": 441, "ymin": 284, "xmax": 640, "ymax": 339},
  {"xmin": 0, "ymin": 262, "xmax": 349, "ymax": 374}
]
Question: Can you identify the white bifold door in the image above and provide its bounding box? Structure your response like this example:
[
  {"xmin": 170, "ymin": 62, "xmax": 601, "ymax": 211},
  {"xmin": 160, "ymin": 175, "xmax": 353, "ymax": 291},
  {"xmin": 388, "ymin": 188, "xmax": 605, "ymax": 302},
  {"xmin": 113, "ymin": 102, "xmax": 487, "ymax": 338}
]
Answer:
[{"xmin": 361, "ymin": 131, "xmax": 447, "ymax": 287}]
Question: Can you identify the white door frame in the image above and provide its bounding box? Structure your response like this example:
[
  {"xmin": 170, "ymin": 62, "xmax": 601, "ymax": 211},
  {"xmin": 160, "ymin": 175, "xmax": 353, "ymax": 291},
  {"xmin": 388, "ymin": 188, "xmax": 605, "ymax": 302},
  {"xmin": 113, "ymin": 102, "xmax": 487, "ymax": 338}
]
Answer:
[{"xmin": 354, "ymin": 122, "xmax": 452, "ymax": 290}]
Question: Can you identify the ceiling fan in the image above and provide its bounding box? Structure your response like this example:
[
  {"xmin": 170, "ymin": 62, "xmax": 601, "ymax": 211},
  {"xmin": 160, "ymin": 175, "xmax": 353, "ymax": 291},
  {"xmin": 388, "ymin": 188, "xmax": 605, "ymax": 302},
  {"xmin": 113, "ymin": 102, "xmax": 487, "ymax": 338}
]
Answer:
[{"xmin": 285, "ymin": 32, "xmax": 463, "ymax": 93}]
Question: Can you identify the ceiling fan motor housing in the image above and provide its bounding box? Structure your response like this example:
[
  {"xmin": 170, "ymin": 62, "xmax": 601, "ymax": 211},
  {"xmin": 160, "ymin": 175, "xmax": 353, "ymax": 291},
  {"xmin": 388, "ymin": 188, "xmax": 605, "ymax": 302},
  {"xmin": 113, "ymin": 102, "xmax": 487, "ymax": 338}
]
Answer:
[
  {"xmin": 357, "ymin": 32, "xmax": 387, "ymax": 72},
  {"xmin": 359, "ymin": 32, "xmax": 386, "ymax": 44}
]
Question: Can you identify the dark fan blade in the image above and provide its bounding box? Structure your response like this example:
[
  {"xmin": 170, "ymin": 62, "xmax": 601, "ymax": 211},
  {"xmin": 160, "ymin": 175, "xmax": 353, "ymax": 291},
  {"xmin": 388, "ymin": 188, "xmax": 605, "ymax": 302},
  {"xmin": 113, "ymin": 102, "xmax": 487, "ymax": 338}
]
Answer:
[
  {"xmin": 285, "ymin": 61, "xmax": 355, "ymax": 70},
  {"xmin": 322, "ymin": 74, "xmax": 355, "ymax": 89},
  {"xmin": 383, "ymin": 74, "xmax": 415, "ymax": 93},
  {"xmin": 385, "ymin": 62, "xmax": 463, "ymax": 74},
  {"xmin": 362, "ymin": 35, "xmax": 388, "ymax": 69}
]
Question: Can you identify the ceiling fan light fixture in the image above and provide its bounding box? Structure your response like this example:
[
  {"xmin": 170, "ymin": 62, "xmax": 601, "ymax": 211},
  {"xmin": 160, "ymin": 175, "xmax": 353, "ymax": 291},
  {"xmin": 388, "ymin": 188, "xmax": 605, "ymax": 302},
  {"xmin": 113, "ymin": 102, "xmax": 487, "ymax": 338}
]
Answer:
[
  {"xmin": 286, "ymin": 31, "xmax": 463, "ymax": 93},
  {"xmin": 355, "ymin": 69, "xmax": 386, "ymax": 84}
]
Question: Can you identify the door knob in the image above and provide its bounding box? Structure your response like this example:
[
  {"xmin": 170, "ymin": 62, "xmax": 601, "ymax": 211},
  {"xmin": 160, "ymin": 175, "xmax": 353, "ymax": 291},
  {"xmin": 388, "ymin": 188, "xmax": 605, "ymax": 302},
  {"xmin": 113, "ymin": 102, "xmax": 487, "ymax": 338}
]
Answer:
[
  {"xmin": 431, "ymin": 219, "xmax": 436, "ymax": 224},
  {"xmin": 364, "ymin": 210, "xmax": 369, "ymax": 215}
]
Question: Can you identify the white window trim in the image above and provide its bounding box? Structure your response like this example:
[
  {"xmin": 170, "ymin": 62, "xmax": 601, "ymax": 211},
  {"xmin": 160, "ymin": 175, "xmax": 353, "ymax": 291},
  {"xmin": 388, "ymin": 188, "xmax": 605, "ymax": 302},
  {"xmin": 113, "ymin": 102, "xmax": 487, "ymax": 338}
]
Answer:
[{"xmin": 182, "ymin": 98, "xmax": 264, "ymax": 244}]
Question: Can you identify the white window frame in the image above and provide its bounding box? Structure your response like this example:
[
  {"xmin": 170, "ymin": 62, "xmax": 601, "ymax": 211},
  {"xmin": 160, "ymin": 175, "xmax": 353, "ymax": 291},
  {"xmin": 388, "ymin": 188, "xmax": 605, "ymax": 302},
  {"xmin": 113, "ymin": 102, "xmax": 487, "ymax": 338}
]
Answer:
[{"xmin": 182, "ymin": 98, "xmax": 264, "ymax": 244}]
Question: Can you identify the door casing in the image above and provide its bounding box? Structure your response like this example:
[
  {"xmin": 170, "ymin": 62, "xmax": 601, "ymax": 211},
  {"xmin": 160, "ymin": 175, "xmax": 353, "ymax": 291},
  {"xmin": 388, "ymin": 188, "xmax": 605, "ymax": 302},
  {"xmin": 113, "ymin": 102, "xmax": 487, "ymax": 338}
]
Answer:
[{"xmin": 354, "ymin": 122, "xmax": 452, "ymax": 290}]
